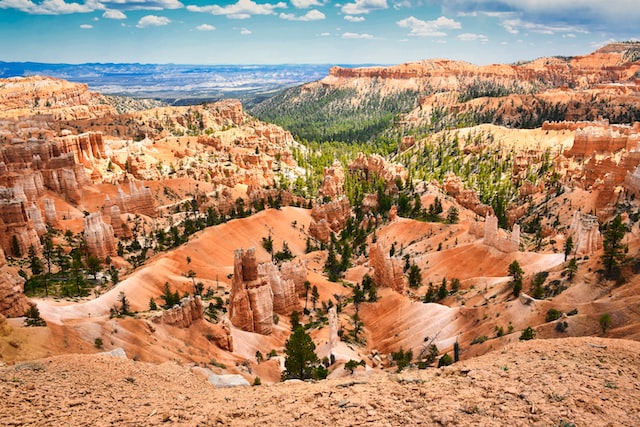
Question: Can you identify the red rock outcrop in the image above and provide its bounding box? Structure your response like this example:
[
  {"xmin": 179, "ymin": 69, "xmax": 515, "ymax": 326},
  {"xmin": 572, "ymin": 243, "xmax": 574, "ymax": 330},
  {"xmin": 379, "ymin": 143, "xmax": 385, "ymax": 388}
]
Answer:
[
  {"xmin": 325, "ymin": 43, "xmax": 640, "ymax": 91},
  {"xmin": 104, "ymin": 181, "xmax": 157, "ymax": 218},
  {"xmin": 43, "ymin": 198, "xmax": 58, "ymax": 227},
  {"xmin": 564, "ymin": 122, "xmax": 640, "ymax": 159},
  {"xmin": 318, "ymin": 161, "xmax": 345, "ymax": 199},
  {"xmin": 259, "ymin": 262, "xmax": 299, "ymax": 316},
  {"xmin": 25, "ymin": 202, "xmax": 47, "ymax": 237},
  {"xmin": 0, "ymin": 246, "xmax": 30, "ymax": 317},
  {"xmin": 569, "ymin": 211, "xmax": 602, "ymax": 255},
  {"xmin": 279, "ymin": 259, "xmax": 308, "ymax": 297},
  {"xmin": 229, "ymin": 248, "xmax": 274, "ymax": 335},
  {"xmin": 83, "ymin": 212, "xmax": 116, "ymax": 260},
  {"xmin": 469, "ymin": 214, "xmax": 520, "ymax": 253},
  {"xmin": 152, "ymin": 296, "xmax": 204, "ymax": 328},
  {"xmin": 0, "ymin": 76, "xmax": 116, "ymax": 120},
  {"xmin": 443, "ymin": 173, "xmax": 494, "ymax": 218},
  {"xmin": 369, "ymin": 243, "xmax": 405, "ymax": 293},
  {"xmin": 309, "ymin": 197, "xmax": 351, "ymax": 243},
  {"xmin": 348, "ymin": 153, "xmax": 407, "ymax": 189},
  {"xmin": 0, "ymin": 187, "xmax": 41, "ymax": 257}
]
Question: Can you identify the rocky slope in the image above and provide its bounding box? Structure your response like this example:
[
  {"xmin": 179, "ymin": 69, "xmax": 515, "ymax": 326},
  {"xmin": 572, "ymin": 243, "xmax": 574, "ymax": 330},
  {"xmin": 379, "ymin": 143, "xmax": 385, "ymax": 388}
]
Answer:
[{"xmin": 1, "ymin": 337, "xmax": 638, "ymax": 426}]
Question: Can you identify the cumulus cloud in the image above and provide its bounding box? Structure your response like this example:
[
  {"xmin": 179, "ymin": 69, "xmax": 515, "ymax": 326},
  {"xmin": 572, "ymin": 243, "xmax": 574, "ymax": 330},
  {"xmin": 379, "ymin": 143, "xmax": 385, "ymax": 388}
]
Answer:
[
  {"xmin": 196, "ymin": 23, "xmax": 215, "ymax": 30},
  {"xmin": 341, "ymin": 0, "xmax": 387, "ymax": 15},
  {"xmin": 0, "ymin": 0, "xmax": 184, "ymax": 14},
  {"xmin": 186, "ymin": 0, "xmax": 286, "ymax": 19},
  {"xmin": 0, "ymin": 0, "xmax": 97, "ymax": 15},
  {"xmin": 344, "ymin": 15, "xmax": 365, "ymax": 22},
  {"xmin": 291, "ymin": 0, "xmax": 323, "ymax": 8},
  {"xmin": 136, "ymin": 14, "xmax": 170, "ymax": 27},
  {"xmin": 501, "ymin": 18, "xmax": 587, "ymax": 35},
  {"xmin": 342, "ymin": 32, "xmax": 373, "ymax": 39},
  {"xmin": 102, "ymin": 0, "xmax": 183, "ymax": 10},
  {"xmin": 458, "ymin": 32, "xmax": 488, "ymax": 42},
  {"xmin": 397, "ymin": 15, "xmax": 460, "ymax": 37},
  {"xmin": 240, "ymin": 27, "xmax": 252, "ymax": 34},
  {"xmin": 280, "ymin": 9, "xmax": 324, "ymax": 20},
  {"xmin": 438, "ymin": 0, "xmax": 639, "ymax": 32},
  {"xmin": 80, "ymin": 23, "xmax": 93, "ymax": 28},
  {"xmin": 102, "ymin": 9, "xmax": 126, "ymax": 18}
]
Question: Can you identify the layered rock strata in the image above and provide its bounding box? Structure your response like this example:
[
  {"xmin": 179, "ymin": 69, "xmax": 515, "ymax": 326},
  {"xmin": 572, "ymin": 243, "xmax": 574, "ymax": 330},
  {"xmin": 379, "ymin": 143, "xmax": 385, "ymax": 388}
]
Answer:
[
  {"xmin": 369, "ymin": 243, "xmax": 405, "ymax": 293},
  {"xmin": 469, "ymin": 214, "xmax": 520, "ymax": 253},
  {"xmin": 309, "ymin": 197, "xmax": 351, "ymax": 243},
  {"xmin": 83, "ymin": 213, "xmax": 116, "ymax": 259},
  {"xmin": 569, "ymin": 211, "xmax": 602, "ymax": 255}
]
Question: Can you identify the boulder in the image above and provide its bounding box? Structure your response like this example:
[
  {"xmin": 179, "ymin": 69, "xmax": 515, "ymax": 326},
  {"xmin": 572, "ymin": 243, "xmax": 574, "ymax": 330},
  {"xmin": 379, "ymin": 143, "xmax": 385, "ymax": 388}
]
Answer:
[{"xmin": 208, "ymin": 374, "xmax": 250, "ymax": 388}]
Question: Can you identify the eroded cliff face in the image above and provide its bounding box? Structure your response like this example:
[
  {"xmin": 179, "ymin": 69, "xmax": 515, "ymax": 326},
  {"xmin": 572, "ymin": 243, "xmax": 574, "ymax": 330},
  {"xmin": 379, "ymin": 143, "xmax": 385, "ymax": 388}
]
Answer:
[
  {"xmin": 309, "ymin": 197, "xmax": 351, "ymax": 243},
  {"xmin": 324, "ymin": 43, "xmax": 640, "ymax": 91},
  {"xmin": 229, "ymin": 248, "xmax": 307, "ymax": 335},
  {"xmin": 0, "ymin": 187, "xmax": 41, "ymax": 257},
  {"xmin": 369, "ymin": 243, "xmax": 405, "ymax": 293},
  {"xmin": 443, "ymin": 173, "xmax": 494, "ymax": 218},
  {"xmin": 0, "ymin": 76, "xmax": 116, "ymax": 121},
  {"xmin": 83, "ymin": 212, "xmax": 116, "ymax": 260},
  {"xmin": 0, "ymin": 246, "xmax": 29, "ymax": 317}
]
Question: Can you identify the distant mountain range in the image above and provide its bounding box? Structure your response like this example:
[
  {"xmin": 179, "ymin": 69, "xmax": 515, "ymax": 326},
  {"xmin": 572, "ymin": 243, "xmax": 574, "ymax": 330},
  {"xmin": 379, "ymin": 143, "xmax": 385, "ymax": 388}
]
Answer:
[{"xmin": 0, "ymin": 62, "xmax": 373, "ymax": 105}]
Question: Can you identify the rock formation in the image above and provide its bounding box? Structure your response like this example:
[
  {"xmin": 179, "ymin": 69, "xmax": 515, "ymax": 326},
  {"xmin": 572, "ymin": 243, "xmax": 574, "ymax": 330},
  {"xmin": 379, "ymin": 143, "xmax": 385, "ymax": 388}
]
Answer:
[
  {"xmin": 569, "ymin": 211, "xmax": 603, "ymax": 255},
  {"xmin": 83, "ymin": 212, "xmax": 116, "ymax": 259},
  {"xmin": 469, "ymin": 214, "xmax": 520, "ymax": 253},
  {"xmin": 369, "ymin": 243, "xmax": 405, "ymax": 292},
  {"xmin": 564, "ymin": 122, "xmax": 640, "ymax": 159},
  {"xmin": 0, "ymin": 187, "xmax": 41, "ymax": 257},
  {"xmin": 0, "ymin": 245, "xmax": 30, "ymax": 317},
  {"xmin": 230, "ymin": 248, "xmax": 308, "ymax": 335},
  {"xmin": 105, "ymin": 181, "xmax": 157, "ymax": 218},
  {"xmin": 318, "ymin": 161, "xmax": 345, "ymax": 199},
  {"xmin": 328, "ymin": 305, "xmax": 339, "ymax": 351},
  {"xmin": 279, "ymin": 259, "xmax": 309, "ymax": 296},
  {"xmin": 25, "ymin": 203, "xmax": 47, "ymax": 236},
  {"xmin": 309, "ymin": 197, "xmax": 351, "ymax": 243},
  {"xmin": 259, "ymin": 262, "xmax": 299, "ymax": 316},
  {"xmin": 152, "ymin": 296, "xmax": 203, "ymax": 328},
  {"xmin": 348, "ymin": 153, "xmax": 407, "ymax": 190},
  {"xmin": 43, "ymin": 198, "xmax": 58, "ymax": 227},
  {"xmin": 229, "ymin": 248, "xmax": 274, "ymax": 335},
  {"xmin": 443, "ymin": 173, "xmax": 494, "ymax": 218}
]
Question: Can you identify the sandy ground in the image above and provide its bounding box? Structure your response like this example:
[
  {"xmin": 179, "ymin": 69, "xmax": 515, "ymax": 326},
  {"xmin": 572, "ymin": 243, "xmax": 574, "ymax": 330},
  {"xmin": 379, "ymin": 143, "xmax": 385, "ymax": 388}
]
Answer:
[{"xmin": 1, "ymin": 336, "xmax": 638, "ymax": 427}]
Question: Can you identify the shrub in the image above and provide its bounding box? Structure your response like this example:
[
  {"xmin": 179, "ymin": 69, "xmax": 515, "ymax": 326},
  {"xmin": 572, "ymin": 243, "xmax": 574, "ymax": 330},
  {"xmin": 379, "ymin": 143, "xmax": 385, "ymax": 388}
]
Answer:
[
  {"xmin": 253, "ymin": 376, "xmax": 262, "ymax": 386},
  {"xmin": 471, "ymin": 335, "xmax": 489, "ymax": 345},
  {"xmin": 555, "ymin": 321, "xmax": 568, "ymax": 332},
  {"xmin": 94, "ymin": 338, "xmax": 103, "ymax": 349},
  {"xmin": 391, "ymin": 347, "xmax": 413, "ymax": 372},
  {"xmin": 519, "ymin": 326, "xmax": 536, "ymax": 341},
  {"xmin": 438, "ymin": 353, "xmax": 453, "ymax": 367},
  {"xmin": 599, "ymin": 313, "xmax": 612, "ymax": 333},
  {"xmin": 24, "ymin": 304, "xmax": 46, "ymax": 327},
  {"xmin": 545, "ymin": 308, "xmax": 562, "ymax": 322},
  {"xmin": 344, "ymin": 359, "xmax": 366, "ymax": 374}
]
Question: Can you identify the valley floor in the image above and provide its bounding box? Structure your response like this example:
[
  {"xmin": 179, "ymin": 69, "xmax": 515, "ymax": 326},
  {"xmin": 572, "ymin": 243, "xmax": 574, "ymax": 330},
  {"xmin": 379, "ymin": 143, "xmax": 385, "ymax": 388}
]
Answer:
[{"xmin": 1, "ymin": 337, "xmax": 638, "ymax": 426}]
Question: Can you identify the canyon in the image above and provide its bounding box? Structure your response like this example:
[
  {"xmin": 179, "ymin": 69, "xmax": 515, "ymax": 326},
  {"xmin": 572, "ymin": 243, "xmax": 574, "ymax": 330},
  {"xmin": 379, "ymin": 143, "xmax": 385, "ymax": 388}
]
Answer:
[{"xmin": 1, "ymin": 42, "xmax": 640, "ymax": 425}]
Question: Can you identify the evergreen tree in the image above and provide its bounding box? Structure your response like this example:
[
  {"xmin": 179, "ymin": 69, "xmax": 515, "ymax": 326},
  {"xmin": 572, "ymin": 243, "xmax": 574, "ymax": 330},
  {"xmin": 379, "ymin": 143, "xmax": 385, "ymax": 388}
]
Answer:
[
  {"xmin": 437, "ymin": 277, "xmax": 448, "ymax": 300},
  {"xmin": 282, "ymin": 328, "xmax": 320, "ymax": 380},
  {"xmin": 408, "ymin": 263, "xmax": 422, "ymax": 289},
  {"xmin": 508, "ymin": 260, "xmax": 524, "ymax": 298},
  {"xmin": 563, "ymin": 235, "xmax": 574, "ymax": 261},
  {"xmin": 601, "ymin": 214, "xmax": 627, "ymax": 278}
]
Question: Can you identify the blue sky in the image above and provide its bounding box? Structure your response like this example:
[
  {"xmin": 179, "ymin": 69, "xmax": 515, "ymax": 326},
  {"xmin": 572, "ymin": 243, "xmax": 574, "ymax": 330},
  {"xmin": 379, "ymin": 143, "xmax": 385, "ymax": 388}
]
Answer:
[{"xmin": 0, "ymin": 0, "xmax": 638, "ymax": 65}]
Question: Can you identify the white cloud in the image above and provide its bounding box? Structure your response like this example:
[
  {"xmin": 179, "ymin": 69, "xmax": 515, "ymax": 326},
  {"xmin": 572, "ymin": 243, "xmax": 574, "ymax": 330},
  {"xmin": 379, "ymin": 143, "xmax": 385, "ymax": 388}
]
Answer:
[
  {"xmin": 458, "ymin": 32, "xmax": 488, "ymax": 42},
  {"xmin": 136, "ymin": 14, "xmax": 170, "ymax": 27},
  {"xmin": 99, "ymin": 0, "xmax": 183, "ymax": 11},
  {"xmin": 240, "ymin": 27, "xmax": 252, "ymax": 35},
  {"xmin": 196, "ymin": 23, "xmax": 215, "ymax": 30},
  {"xmin": 80, "ymin": 23, "xmax": 93, "ymax": 28},
  {"xmin": 280, "ymin": 9, "xmax": 324, "ymax": 20},
  {"xmin": 0, "ymin": 0, "xmax": 97, "ymax": 15},
  {"xmin": 501, "ymin": 18, "xmax": 587, "ymax": 35},
  {"xmin": 0, "ymin": 0, "xmax": 185, "ymax": 15},
  {"xmin": 320, "ymin": 31, "xmax": 331, "ymax": 36},
  {"xmin": 344, "ymin": 15, "xmax": 364, "ymax": 22},
  {"xmin": 186, "ymin": 0, "xmax": 286, "ymax": 19},
  {"xmin": 341, "ymin": 0, "xmax": 387, "ymax": 15},
  {"xmin": 342, "ymin": 32, "xmax": 373, "ymax": 39},
  {"xmin": 397, "ymin": 15, "xmax": 460, "ymax": 37},
  {"xmin": 291, "ymin": 0, "xmax": 322, "ymax": 8},
  {"xmin": 103, "ymin": 9, "xmax": 126, "ymax": 19}
]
